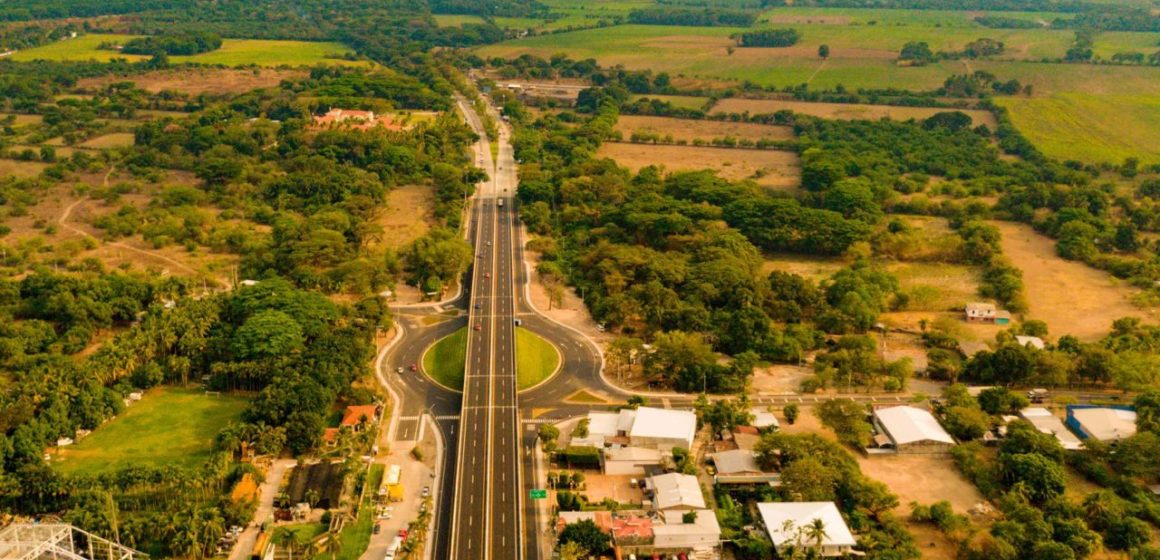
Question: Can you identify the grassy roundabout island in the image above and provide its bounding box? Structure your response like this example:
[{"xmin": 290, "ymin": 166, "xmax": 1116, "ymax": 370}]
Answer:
[{"xmin": 422, "ymin": 326, "xmax": 559, "ymax": 391}]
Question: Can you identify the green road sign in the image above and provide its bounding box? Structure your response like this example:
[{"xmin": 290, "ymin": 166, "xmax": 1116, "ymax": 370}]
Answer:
[{"xmin": 529, "ymin": 489, "xmax": 547, "ymax": 500}]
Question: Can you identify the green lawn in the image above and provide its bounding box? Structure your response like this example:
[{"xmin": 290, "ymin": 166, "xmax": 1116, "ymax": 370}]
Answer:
[
  {"xmin": 996, "ymin": 92, "xmax": 1160, "ymax": 165},
  {"xmin": 11, "ymin": 34, "xmax": 366, "ymax": 67},
  {"xmin": 423, "ymin": 327, "xmax": 469, "ymax": 391},
  {"xmin": 516, "ymin": 328, "xmax": 559, "ymax": 390},
  {"xmin": 54, "ymin": 387, "xmax": 248, "ymax": 476},
  {"xmin": 421, "ymin": 326, "xmax": 558, "ymax": 390}
]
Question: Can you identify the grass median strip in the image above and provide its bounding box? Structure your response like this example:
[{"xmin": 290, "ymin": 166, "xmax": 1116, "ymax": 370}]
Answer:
[
  {"xmin": 422, "ymin": 327, "xmax": 469, "ymax": 391},
  {"xmin": 420, "ymin": 326, "xmax": 559, "ymax": 391},
  {"xmin": 516, "ymin": 328, "xmax": 559, "ymax": 390}
]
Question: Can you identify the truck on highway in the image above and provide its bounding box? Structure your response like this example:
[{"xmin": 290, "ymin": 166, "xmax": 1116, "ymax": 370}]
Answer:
[{"xmin": 497, "ymin": 199, "xmax": 504, "ymax": 207}]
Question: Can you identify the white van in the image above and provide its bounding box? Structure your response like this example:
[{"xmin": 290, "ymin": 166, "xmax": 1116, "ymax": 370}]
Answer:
[{"xmin": 384, "ymin": 536, "xmax": 403, "ymax": 560}]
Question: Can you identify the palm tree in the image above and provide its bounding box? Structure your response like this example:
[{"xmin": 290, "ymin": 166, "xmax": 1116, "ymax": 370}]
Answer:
[
  {"xmin": 275, "ymin": 527, "xmax": 298, "ymax": 560},
  {"xmin": 805, "ymin": 518, "xmax": 828, "ymax": 553}
]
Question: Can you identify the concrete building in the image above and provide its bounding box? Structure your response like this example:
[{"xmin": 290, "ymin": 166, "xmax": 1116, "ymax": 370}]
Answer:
[
  {"xmin": 647, "ymin": 473, "xmax": 706, "ymax": 511},
  {"xmin": 1067, "ymin": 406, "xmax": 1137, "ymax": 442},
  {"xmin": 965, "ymin": 302, "xmax": 1010, "ymax": 324},
  {"xmin": 1020, "ymin": 407, "xmax": 1083, "ymax": 450},
  {"xmin": 872, "ymin": 406, "xmax": 956, "ymax": 454},
  {"xmin": 757, "ymin": 502, "xmax": 858, "ymax": 557}
]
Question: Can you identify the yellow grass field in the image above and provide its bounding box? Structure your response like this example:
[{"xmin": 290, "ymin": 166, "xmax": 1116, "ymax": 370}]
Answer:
[
  {"xmin": 996, "ymin": 93, "xmax": 1160, "ymax": 165},
  {"xmin": 78, "ymin": 68, "xmax": 308, "ymax": 96},
  {"xmin": 712, "ymin": 98, "xmax": 997, "ymax": 127},
  {"xmin": 597, "ymin": 143, "xmax": 800, "ymax": 189},
  {"xmin": 614, "ymin": 115, "xmax": 793, "ymax": 143},
  {"xmin": 375, "ymin": 185, "xmax": 436, "ymax": 249},
  {"xmin": 11, "ymin": 34, "xmax": 366, "ymax": 68},
  {"xmin": 0, "ymin": 159, "xmax": 48, "ymax": 178},
  {"xmin": 79, "ymin": 133, "xmax": 136, "ymax": 149},
  {"xmin": 992, "ymin": 221, "xmax": 1158, "ymax": 340}
]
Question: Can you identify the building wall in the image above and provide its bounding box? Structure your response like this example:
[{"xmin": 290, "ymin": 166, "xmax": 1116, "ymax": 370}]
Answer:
[{"xmin": 895, "ymin": 440, "xmax": 954, "ymax": 455}]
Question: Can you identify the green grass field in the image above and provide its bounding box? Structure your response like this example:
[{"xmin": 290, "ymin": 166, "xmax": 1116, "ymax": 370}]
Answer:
[
  {"xmin": 997, "ymin": 92, "xmax": 1160, "ymax": 165},
  {"xmin": 421, "ymin": 326, "xmax": 558, "ymax": 390},
  {"xmin": 54, "ymin": 387, "xmax": 247, "ymax": 476},
  {"xmin": 423, "ymin": 327, "xmax": 469, "ymax": 391},
  {"xmin": 433, "ymin": 14, "xmax": 486, "ymax": 27},
  {"xmin": 11, "ymin": 34, "xmax": 366, "ymax": 67},
  {"xmin": 516, "ymin": 328, "xmax": 559, "ymax": 390}
]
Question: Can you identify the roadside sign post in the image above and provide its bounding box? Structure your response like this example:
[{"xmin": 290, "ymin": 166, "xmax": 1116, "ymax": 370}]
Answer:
[{"xmin": 529, "ymin": 489, "xmax": 547, "ymax": 500}]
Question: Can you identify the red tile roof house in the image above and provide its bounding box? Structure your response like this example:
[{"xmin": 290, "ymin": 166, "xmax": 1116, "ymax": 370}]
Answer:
[{"xmin": 340, "ymin": 405, "xmax": 379, "ymax": 432}]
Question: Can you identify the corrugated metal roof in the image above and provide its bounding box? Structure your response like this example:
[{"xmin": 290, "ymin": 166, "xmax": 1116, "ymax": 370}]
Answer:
[
  {"xmin": 758, "ymin": 502, "xmax": 857, "ymax": 548},
  {"xmin": 874, "ymin": 406, "xmax": 955, "ymax": 445}
]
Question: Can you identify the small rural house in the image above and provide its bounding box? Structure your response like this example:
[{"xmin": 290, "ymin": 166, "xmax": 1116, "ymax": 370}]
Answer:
[
  {"xmin": 758, "ymin": 502, "xmax": 858, "ymax": 557},
  {"xmin": 1066, "ymin": 406, "xmax": 1137, "ymax": 442},
  {"xmin": 872, "ymin": 406, "xmax": 956, "ymax": 454},
  {"xmin": 340, "ymin": 404, "xmax": 378, "ymax": 432},
  {"xmin": 1015, "ymin": 336, "xmax": 1046, "ymax": 350},
  {"xmin": 647, "ymin": 473, "xmax": 706, "ymax": 511},
  {"xmin": 965, "ymin": 302, "xmax": 1010, "ymax": 324}
]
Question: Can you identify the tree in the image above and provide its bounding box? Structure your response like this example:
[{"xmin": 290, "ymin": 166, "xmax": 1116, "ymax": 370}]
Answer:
[
  {"xmin": 1001, "ymin": 453, "xmax": 1065, "ymax": 504},
  {"xmin": 784, "ymin": 404, "xmax": 799, "ymax": 425},
  {"xmin": 818, "ymin": 44, "xmax": 830, "ymax": 59},
  {"xmin": 231, "ymin": 310, "xmax": 305, "ymax": 362},
  {"xmin": 805, "ymin": 517, "xmax": 828, "ymax": 551},
  {"xmin": 1135, "ymin": 390, "xmax": 1160, "ymax": 434},
  {"xmin": 558, "ymin": 519, "xmax": 610, "ymax": 556},
  {"xmin": 557, "ymin": 541, "xmax": 587, "ymax": 560},
  {"xmin": 943, "ymin": 405, "xmax": 991, "ymax": 441},
  {"xmin": 780, "ymin": 457, "xmax": 838, "ymax": 502}
]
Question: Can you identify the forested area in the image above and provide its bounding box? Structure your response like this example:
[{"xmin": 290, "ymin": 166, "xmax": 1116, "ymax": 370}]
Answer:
[
  {"xmin": 120, "ymin": 31, "xmax": 222, "ymax": 56},
  {"xmin": 735, "ymin": 28, "xmax": 801, "ymax": 48},
  {"xmin": 0, "ymin": 273, "xmax": 383, "ymax": 555},
  {"xmin": 627, "ymin": 7, "xmax": 758, "ymax": 27}
]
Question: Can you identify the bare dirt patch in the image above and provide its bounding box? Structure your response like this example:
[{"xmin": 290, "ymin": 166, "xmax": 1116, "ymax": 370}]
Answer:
[
  {"xmin": 751, "ymin": 364, "xmax": 812, "ymax": 394},
  {"xmin": 712, "ymin": 98, "xmax": 997, "ymax": 128},
  {"xmin": 597, "ymin": 143, "xmax": 800, "ymax": 190},
  {"xmin": 857, "ymin": 454, "xmax": 985, "ymax": 514},
  {"xmin": 991, "ymin": 220, "xmax": 1157, "ymax": 340},
  {"xmin": 614, "ymin": 115, "xmax": 793, "ymax": 143},
  {"xmin": 77, "ymin": 68, "xmax": 306, "ymax": 96},
  {"xmin": 374, "ymin": 184, "xmax": 435, "ymax": 249}
]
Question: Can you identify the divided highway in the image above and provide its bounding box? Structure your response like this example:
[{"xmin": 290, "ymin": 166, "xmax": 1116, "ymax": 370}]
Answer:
[{"xmin": 448, "ymin": 119, "xmax": 523, "ymax": 556}]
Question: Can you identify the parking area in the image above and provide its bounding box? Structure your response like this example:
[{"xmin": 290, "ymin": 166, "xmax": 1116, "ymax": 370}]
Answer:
[{"xmin": 360, "ymin": 422, "xmax": 436, "ymax": 560}]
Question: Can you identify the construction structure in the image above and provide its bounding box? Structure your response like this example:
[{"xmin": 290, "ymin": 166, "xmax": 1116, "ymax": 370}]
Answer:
[{"xmin": 0, "ymin": 524, "xmax": 146, "ymax": 560}]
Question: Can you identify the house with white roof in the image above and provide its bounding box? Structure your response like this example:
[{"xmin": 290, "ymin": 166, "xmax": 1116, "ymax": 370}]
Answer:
[
  {"xmin": 1021, "ymin": 407, "xmax": 1083, "ymax": 450},
  {"xmin": 1067, "ymin": 406, "xmax": 1137, "ymax": 442},
  {"xmin": 630, "ymin": 407, "xmax": 697, "ymax": 451},
  {"xmin": 872, "ymin": 405, "xmax": 955, "ymax": 454},
  {"xmin": 750, "ymin": 408, "xmax": 780, "ymax": 430},
  {"xmin": 652, "ymin": 509, "xmax": 721, "ymax": 550},
  {"xmin": 647, "ymin": 473, "xmax": 705, "ymax": 511},
  {"xmin": 757, "ymin": 502, "xmax": 858, "ymax": 557},
  {"xmin": 1015, "ymin": 335, "xmax": 1046, "ymax": 350}
]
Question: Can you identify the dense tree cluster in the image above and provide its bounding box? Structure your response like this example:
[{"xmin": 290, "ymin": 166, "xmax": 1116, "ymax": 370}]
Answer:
[
  {"xmin": 120, "ymin": 31, "xmax": 222, "ymax": 56},
  {"xmin": 735, "ymin": 28, "xmax": 801, "ymax": 48},
  {"xmin": 627, "ymin": 7, "xmax": 758, "ymax": 27}
]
